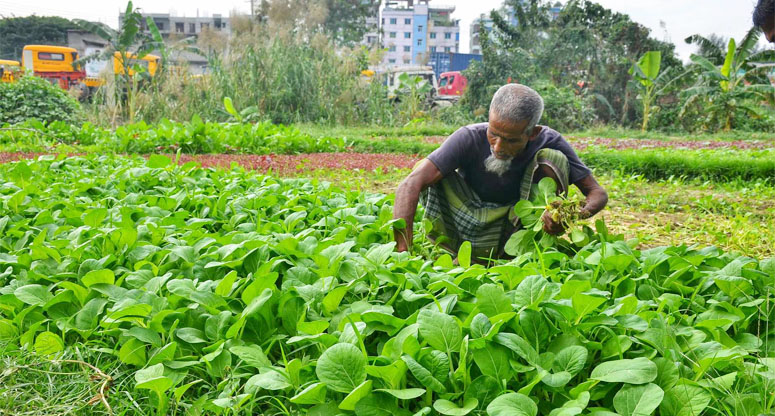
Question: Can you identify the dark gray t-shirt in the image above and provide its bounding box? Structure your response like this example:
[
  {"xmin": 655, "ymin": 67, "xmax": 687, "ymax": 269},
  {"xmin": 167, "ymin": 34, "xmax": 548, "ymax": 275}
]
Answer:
[{"xmin": 427, "ymin": 122, "xmax": 591, "ymax": 204}]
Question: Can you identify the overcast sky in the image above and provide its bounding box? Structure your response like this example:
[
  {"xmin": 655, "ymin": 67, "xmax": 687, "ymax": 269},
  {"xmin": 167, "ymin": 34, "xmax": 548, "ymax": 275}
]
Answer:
[{"xmin": 0, "ymin": 0, "xmax": 768, "ymax": 61}]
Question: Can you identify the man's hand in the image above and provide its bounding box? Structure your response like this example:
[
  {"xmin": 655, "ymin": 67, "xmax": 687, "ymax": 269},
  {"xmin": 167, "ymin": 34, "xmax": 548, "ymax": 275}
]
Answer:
[{"xmin": 541, "ymin": 210, "xmax": 566, "ymax": 235}]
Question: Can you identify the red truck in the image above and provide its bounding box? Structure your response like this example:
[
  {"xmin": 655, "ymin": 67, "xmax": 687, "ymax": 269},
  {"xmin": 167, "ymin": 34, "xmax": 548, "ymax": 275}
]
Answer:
[{"xmin": 437, "ymin": 71, "xmax": 468, "ymax": 96}]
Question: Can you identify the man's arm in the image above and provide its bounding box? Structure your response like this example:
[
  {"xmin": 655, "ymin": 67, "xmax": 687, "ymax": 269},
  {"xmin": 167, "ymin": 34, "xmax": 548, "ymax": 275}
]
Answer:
[
  {"xmin": 393, "ymin": 159, "xmax": 443, "ymax": 252},
  {"xmin": 574, "ymin": 174, "xmax": 608, "ymax": 219}
]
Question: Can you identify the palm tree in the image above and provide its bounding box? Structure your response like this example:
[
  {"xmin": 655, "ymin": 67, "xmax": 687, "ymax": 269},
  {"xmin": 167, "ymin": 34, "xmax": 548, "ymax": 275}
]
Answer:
[{"xmin": 682, "ymin": 27, "xmax": 775, "ymax": 131}]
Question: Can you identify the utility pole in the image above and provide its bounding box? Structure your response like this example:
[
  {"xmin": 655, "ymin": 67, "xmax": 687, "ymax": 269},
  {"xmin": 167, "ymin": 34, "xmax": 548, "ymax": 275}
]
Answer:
[{"xmin": 251, "ymin": 0, "xmax": 255, "ymax": 19}]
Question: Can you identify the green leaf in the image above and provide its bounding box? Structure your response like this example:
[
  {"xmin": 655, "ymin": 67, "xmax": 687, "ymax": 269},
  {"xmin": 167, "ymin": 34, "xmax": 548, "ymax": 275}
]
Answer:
[
  {"xmin": 476, "ymin": 284, "xmax": 512, "ymax": 318},
  {"xmin": 230, "ymin": 344, "xmax": 272, "ymax": 369},
  {"xmin": 290, "ymin": 382, "xmax": 327, "ymax": 404},
  {"xmin": 147, "ymin": 154, "xmax": 172, "ymax": 168},
  {"xmin": 82, "ymin": 269, "xmax": 115, "ymax": 287},
  {"xmin": 402, "ymin": 355, "xmax": 446, "ymax": 393},
  {"xmin": 340, "ymin": 380, "xmax": 373, "ymax": 410},
  {"xmin": 613, "ymin": 383, "xmax": 664, "ymax": 416},
  {"xmin": 119, "ymin": 338, "xmax": 147, "ymax": 366},
  {"xmin": 554, "ymin": 346, "xmax": 587, "ymax": 375},
  {"xmin": 487, "ymin": 393, "xmax": 538, "ymax": 416},
  {"xmin": 316, "ymin": 343, "xmax": 366, "ymax": 393},
  {"xmin": 434, "ymin": 398, "xmax": 478, "ymax": 416},
  {"xmin": 14, "ymin": 284, "xmax": 53, "ymax": 306},
  {"xmin": 135, "ymin": 363, "xmax": 173, "ymax": 396},
  {"xmin": 374, "ymin": 388, "xmax": 426, "ymax": 400},
  {"xmin": 245, "ymin": 371, "xmax": 292, "ymax": 393},
  {"xmin": 418, "ymin": 308, "xmax": 462, "ymax": 353},
  {"xmin": 659, "ymin": 383, "xmax": 711, "ymax": 416},
  {"xmin": 354, "ymin": 392, "xmax": 403, "ymax": 416},
  {"xmin": 473, "ymin": 344, "xmax": 512, "ymax": 383},
  {"xmin": 591, "ymin": 357, "xmax": 658, "ymax": 384},
  {"xmin": 513, "ymin": 275, "xmax": 548, "ymax": 309},
  {"xmin": 34, "ymin": 331, "xmax": 63, "ymax": 356},
  {"xmin": 494, "ymin": 332, "xmax": 539, "ymax": 366},
  {"xmin": 84, "ymin": 208, "xmax": 108, "ymax": 228},
  {"xmin": 458, "ymin": 241, "xmax": 472, "ymax": 268}
]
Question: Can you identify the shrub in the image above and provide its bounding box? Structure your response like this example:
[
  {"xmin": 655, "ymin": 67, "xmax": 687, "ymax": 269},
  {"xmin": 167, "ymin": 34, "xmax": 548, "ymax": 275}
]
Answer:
[
  {"xmin": 0, "ymin": 74, "xmax": 83, "ymax": 125},
  {"xmin": 534, "ymin": 82, "xmax": 597, "ymax": 131}
]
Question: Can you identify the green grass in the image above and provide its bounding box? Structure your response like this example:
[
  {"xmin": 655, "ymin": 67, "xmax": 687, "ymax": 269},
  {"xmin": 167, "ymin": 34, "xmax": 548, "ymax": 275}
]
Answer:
[{"xmin": 570, "ymin": 125, "xmax": 775, "ymax": 142}]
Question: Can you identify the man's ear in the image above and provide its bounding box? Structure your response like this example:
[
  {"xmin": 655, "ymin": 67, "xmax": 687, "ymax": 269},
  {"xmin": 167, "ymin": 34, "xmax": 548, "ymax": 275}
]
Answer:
[{"xmin": 527, "ymin": 125, "xmax": 543, "ymax": 140}]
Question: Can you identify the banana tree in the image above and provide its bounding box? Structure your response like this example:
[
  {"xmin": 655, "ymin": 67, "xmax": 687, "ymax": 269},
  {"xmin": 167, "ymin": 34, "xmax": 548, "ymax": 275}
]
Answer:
[
  {"xmin": 683, "ymin": 27, "xmax": 775, "ymax": 131},
  {"xmin": 629, "ymin": 51, "xmax": 662, "ymax": 131},
  {"xmin": 74, "ymin": 1, "xmax": 161, "ymax": 123}
]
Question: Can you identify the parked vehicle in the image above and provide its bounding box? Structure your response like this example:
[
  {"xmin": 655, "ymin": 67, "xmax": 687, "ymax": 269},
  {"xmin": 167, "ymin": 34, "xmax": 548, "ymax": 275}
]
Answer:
[
  {"xmin": 438, "ymin": 71, "xmax": 468, "ymax": 97},
  {"xmin": 21, "ymin": 45, "xmax": 85, "ymax": 89},
  {"xmin": 83, "ymin": 51, "xmax": 160, "ymax": 89},
  {"xmin": 380, "ymin": 65, "xmax": 438, "ymax": 100},
  {"xmin": 428, "ymin": 52, "xmax": 482, "ymax": 79},
  {"xmin": 0, "ymin": 60, "xmax": 21, "ymax": 83}
]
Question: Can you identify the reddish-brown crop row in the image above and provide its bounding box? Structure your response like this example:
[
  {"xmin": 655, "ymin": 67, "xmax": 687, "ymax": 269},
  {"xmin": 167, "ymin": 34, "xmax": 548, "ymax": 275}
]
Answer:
[
  {"xmin": 422, "ymin": 134, "xmax": 775, "ymax": 150},
  {"xmin": 0, "ymin": 152, "xmax": 421, "ymax": 174}
]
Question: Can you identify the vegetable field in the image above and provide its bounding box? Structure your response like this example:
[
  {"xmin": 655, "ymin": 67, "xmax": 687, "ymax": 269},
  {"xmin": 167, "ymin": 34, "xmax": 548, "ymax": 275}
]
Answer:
[{"xmin": 1, "ymin": 154, "xmax": 773, "ymax": 415}]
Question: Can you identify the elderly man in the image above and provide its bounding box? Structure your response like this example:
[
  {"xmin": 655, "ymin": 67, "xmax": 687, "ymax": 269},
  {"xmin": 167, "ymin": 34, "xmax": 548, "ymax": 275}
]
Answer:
[
  {"xmin": 393, "ymin": 84, "xmax": 608, "ymax": 259},
  {"xmin": 754, "ymin": 0, "xmax": 775, "ymax": 43}
]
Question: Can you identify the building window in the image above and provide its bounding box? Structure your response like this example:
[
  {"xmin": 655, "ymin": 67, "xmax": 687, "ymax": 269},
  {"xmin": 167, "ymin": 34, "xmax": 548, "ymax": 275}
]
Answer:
[
  {"xmin": 389, "ymin": 45, "xmax": 397, "ymax": 52},
  {"xmin": 403, "ymin": 59, "xmax": 410, "ymax": 64},
  {"xmin": 445, "ymin": 32, "xmax": 451, "ymax": 39},
  {"xmin": 418, "ymin": 25, "xmax": 423, "ymax": 32},
  {"xmin": 456, "ymin": 33, "xmax": 460, "ymax": 41},
  {"xmin": 405, "ymin": 18, "xmax": 411, "ymax": 24},
  {"xmin": 403, "ymin": 46, "xmax": 411, "ymax": 52},
  {"xmin": 430, "ymin": 32, "xmax": 436, "ymax": 39},
  {"xmin": 175, "ymin": 22, "xmax": 184, "ymax": 33},
  {"xmin": 190, "ymin": 23, "xmax": 196, "ymax": 33},
  {"xmin": 390, "ymin": 18, "xmax": 397, "ymax": 24},
  {"xmin": 404, "ymin": 32, "xmax": 411, "ymax": 38},
  {"xmin": 381, "ymin": 18, "xmax": 385, "ymax": 25},
  {"xmin": 156, "ymin": 22, "xmax": 164, "ymax": 30},
  {"xmin": 389, "ymin": 32, "xmax": 396, "ymax": 38},
  {"xmin": 389, "ymin": 59, "xmax": 396, "ymax": 63},
  {"xmin": 445, "ymin": 46, "xmax": 451, "ymax": 52},
  {"xmin": 430, "ymin": 46, "xmax": 437, "ymax": 53},
  {"xmin": 201, "ymin": 22, "xmax": 210, "ymax": 29},
  {"xmin": 417, "ymin": 39, "xmax": 422, "ymax": 46}
]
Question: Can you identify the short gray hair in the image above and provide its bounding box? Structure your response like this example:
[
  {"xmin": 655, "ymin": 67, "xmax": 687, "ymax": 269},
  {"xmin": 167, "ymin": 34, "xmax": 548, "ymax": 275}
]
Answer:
[{"xmin": 489, "ymin": 84, "xmax": 544, "ymax": 132}]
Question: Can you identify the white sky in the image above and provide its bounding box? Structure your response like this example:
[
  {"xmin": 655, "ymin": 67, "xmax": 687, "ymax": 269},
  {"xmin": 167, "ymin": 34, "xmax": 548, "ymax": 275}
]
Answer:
[{"xmin": 0, "ymin": 0, "xmax": 768, "ymax": 61}]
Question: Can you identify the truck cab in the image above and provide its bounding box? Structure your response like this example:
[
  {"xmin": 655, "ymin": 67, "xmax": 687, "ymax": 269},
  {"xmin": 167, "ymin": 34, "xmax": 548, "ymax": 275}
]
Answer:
[
  {"xmin": 382, "ymin": 65, "xmax": 438, "ymax": 100},
  {"xmin": 21, "ymin": 45, "xmax": 85, "ymax": 89},
  {"xmin": 438, "ymin": 71, "xmax": 467, "ymax": 96}
]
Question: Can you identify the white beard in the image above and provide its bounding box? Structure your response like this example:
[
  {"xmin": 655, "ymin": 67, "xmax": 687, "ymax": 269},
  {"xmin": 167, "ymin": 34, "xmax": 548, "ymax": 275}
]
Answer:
[{"xmin": 484, "ymin": 153, "xmax": 513, "ymax": 177}]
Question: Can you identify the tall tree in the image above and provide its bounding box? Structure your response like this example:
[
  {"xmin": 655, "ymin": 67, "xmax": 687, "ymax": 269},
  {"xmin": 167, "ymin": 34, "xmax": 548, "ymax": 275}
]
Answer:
[{"xmin": 0, "ymin": 16, "xmax": 77, "ymax": 60}]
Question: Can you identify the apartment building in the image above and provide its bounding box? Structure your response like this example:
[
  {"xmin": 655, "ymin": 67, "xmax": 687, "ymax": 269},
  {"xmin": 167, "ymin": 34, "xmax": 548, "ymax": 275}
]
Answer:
[
  {"xmin": 119, "ymin": 12, "xmax": 231, "ymax": 39},
  {"xmin": 380, "ymin": 0, "xmax": 459, "ymax": 67}
]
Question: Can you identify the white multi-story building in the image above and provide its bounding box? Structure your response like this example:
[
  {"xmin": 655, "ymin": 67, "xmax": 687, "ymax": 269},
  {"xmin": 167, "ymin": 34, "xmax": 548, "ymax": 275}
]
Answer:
[
  {"xmin": 380, "ymin": 0, "xmax": 459, "ymax": 67},
  {"xmin": 120, "ymin": 12, "xmax": 231, "ymax": 39}
]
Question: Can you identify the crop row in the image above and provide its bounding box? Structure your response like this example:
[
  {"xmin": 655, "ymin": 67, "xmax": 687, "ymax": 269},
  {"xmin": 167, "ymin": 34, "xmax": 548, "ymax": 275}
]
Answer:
[
  {"xmin": 0, "ymin": 155, "xmax": 773, "ymax": 415},
  {"xmin": 2, "ymin": 120, "xmax": 774, "ymax": 182}
]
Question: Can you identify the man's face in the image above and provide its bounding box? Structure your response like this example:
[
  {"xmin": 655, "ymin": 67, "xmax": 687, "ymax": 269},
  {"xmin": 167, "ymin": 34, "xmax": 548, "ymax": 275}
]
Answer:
[
  {"xmin": 487, "ymin": 114, "xmax": 534, "ymax": 160},
  {"xmin": 763, "ymin": 16, "xmax": 775, "ymax": 43}
]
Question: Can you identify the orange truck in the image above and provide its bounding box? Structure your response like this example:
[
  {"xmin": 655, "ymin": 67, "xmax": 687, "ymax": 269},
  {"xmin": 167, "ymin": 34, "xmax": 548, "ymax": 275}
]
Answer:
[
  {"xmin": 21, "ymin": 45, "xmax": 86, "ymax": 89},
  {"xmin": 0, "ymin": 60, "xmax": 21, "ymax": 83}
]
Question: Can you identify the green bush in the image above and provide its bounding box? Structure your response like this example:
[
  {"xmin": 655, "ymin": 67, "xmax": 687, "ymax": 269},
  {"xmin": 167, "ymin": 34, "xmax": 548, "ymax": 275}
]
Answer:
[
  {"xmin": 534, "ymin": 82, "xmax": 597, "ymax": 131},
  {"xmin": 0, "ymin": 74, "xmax": 83, "ymax": 125}
]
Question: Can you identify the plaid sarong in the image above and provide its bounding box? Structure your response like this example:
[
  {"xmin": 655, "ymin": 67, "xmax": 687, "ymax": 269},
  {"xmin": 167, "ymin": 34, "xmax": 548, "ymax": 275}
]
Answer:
[{"xmin": 420, "ymin": 148, "xmax": 570, "ymax": 259}]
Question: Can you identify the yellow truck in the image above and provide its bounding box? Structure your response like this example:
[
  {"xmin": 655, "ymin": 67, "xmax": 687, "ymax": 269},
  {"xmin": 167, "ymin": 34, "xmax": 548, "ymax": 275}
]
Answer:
[{"xmin": 0, "ymin": 60, "xmax": 21, "ymax": 83}]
